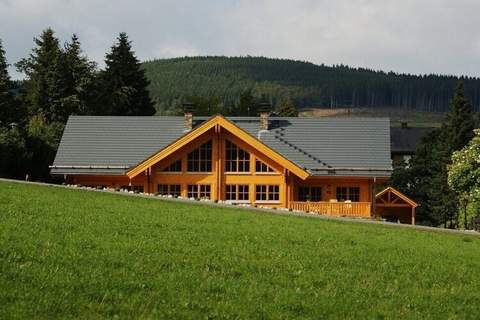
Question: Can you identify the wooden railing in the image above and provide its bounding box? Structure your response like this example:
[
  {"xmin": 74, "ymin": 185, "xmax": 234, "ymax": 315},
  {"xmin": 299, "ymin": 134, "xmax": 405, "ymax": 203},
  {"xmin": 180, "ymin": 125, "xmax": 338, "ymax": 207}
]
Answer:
[{"xmin": 289, "ymin": 201, "xmax": 371, "ymax": 218}]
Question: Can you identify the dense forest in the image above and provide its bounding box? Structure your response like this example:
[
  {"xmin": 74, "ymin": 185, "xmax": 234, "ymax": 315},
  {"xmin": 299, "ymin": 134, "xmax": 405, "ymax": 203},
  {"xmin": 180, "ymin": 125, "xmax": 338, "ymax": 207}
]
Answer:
[{"xmin": 143, "ymin": 56, "xmax": 480, "ymax": 114}]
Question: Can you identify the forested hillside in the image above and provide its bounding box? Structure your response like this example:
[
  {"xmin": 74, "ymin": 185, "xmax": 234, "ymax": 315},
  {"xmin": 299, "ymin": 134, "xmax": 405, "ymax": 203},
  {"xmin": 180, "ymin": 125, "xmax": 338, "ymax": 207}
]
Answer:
[{"xmin": 143, "ymin": 56, "xmax": 480, "ymax": 114}]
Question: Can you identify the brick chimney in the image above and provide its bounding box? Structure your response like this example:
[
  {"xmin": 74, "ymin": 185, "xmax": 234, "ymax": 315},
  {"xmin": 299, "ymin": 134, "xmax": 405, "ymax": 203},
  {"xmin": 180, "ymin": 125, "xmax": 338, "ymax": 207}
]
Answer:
[
  {"xmin": 257, "ymin": 102, "xmax": 271, "ymax": 131},
  {"xmin": 183, "ymin": 102, "xmax": 195, "ymax": 132}
]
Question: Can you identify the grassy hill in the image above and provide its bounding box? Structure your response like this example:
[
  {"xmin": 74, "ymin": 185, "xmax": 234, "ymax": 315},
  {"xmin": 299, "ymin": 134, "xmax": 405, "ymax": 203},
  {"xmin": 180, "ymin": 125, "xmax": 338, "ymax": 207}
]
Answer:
[
  {"xmin": 1, "ymin": 180, "xmax": 480, "ymax": 318},
  {"xmin": 143, "ymin": 56, "xmax": 480, "ymax": 114}
]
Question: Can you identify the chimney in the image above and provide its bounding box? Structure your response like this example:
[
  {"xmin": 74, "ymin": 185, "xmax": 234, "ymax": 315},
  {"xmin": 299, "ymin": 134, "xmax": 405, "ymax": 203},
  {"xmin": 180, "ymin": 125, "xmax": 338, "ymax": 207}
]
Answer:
[
  {"xmin": 183, "ymin": 102, "xmax": 194, "ymax": 132},
  {"xmin": 257, "ymin": 102, "xmax": 271, "ymax": 131},
  {"xmin": 401, "ymin": 121, "xmax": 408, "ymax": 129}
]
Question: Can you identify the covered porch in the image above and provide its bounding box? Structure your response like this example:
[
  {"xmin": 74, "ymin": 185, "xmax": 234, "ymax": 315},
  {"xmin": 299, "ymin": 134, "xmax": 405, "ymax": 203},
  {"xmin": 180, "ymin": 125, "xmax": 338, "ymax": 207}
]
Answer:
[
  {"xmin": 288, "ymin": 187, "xmax": 417, "ymax": 224},
  {"xmin": 289, "ymin": 201, "xmax": 372, "ymax": 217}
]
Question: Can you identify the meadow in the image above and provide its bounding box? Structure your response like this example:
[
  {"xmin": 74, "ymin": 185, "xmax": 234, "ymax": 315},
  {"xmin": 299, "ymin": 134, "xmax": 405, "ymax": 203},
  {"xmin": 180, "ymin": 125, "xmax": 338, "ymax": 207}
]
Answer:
[{"xmin": 1, "ymin": 180, "xmax": 479, "ymax": 319}]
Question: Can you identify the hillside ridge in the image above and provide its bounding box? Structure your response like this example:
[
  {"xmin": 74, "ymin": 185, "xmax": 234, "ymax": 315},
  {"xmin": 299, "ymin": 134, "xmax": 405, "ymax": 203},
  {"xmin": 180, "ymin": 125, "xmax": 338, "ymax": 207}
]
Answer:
[{"xmin": 142, "ymin": 56, "xmax": 480, "ymax": 114}]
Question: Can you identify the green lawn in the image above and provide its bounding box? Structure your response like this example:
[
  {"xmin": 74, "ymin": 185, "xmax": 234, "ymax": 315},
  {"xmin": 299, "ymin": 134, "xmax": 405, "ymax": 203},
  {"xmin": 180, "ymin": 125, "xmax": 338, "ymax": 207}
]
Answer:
[{"xmin": 1, "ymin": 181, "xmax": 479, "ymax": 319}]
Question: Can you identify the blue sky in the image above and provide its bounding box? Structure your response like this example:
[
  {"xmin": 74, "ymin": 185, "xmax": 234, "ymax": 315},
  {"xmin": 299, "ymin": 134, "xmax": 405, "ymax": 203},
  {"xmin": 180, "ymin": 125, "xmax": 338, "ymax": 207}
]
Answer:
[{"xmin": 1, "ymin": 0, "xmax": 480, "ymax": 79}]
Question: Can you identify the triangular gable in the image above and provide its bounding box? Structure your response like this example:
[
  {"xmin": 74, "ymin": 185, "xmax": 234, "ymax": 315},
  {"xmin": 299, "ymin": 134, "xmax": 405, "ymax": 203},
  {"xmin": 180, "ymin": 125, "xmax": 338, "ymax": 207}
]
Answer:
[
  {"xmin": 126, "ymin": 115, "xmax": 309, "ymax": 179},
  {"xmin": 375, "ymin": 187, "xmax": 418, "ymax": 207}
]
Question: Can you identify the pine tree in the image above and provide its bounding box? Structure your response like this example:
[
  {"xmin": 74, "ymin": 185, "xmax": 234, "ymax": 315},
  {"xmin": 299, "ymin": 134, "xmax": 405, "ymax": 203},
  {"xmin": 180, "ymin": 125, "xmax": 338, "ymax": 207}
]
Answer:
[
  {"xmin": 277, "ymin": 98, "xmax": 298, "ymax": 117},
  {"xmin": 55, "ymin": 34, "xmax": 96, "ymax": 121},
  {"xmin": 16, "ymin": 28, "xmax": 62, "ymax": 121},
  {"xmin": 442, "ymin": 82, "xmax": 476, "ymax": 152},
  {"xmin": 0, "ymin": 39, "xmax": 18, "ymax": 127},
  {"xmin": 99, "ymin": 33, "xmax": 155, "ymax": 116},
  {"xmin": 235, "ymin": 89, "xmax": 255, "ymax": 116},
  {"xmin": 431, "ymin": 81, "xmax": 477, "ymax": 227},
  {"xmin": 393, "ymin": 82, "xmax": 477, "ymax": 227}
]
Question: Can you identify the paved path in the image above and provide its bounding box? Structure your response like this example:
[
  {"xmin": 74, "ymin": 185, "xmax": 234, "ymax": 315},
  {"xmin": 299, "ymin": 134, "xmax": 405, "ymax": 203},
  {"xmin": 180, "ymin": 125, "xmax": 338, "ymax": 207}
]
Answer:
[{"xmin": 1, "ymin": 178, "xmax": 478, "ymax": 237}]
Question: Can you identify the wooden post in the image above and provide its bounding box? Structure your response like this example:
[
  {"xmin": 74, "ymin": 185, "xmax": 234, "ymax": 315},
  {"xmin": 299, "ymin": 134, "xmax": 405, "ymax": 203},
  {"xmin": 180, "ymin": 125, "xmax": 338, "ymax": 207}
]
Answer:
[
  {"xmin": 372, "ymin": 177, "xmax": 377, "ymax": 218},
  {"xmin": 411, "ymin": 207, "xmax": 416, "ymax": 225}
]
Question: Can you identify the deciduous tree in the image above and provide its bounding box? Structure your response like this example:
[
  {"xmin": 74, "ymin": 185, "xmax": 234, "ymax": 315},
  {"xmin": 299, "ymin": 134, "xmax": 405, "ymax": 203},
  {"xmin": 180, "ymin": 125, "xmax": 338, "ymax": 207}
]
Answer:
[{"xmin": 448, "ymin": 129, "xmax": 480, "ymax": 228}]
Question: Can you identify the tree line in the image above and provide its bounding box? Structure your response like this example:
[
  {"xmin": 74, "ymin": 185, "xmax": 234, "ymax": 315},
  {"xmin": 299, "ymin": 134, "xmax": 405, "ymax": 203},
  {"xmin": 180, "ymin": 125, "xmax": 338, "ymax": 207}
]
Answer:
[
  {"xmin": 0, "ymin": 29, "xmax": 155, "ymax": 181},
  {"xmin": 143, "ymin": 56, "xmax": 480, "ymax": 114},
  {"xmin": 392, "ymin": 82, "xmax": 480, "ymax": 229},
  {"xmin": 0, "ymin": 29, "xmax": 297, "ymax": 182}
]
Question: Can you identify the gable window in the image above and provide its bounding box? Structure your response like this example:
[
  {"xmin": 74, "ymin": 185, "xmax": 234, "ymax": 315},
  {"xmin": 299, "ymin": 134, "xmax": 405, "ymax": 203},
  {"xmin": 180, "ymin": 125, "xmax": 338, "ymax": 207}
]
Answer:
[
  {"xmin": 225, "ymin": 184, "xmax": 249, "ymax": 201},
  {"xmin": 255, "ymin": 185, "xmax": 279, "ymax": 202},
  {"xmin": 187, "ymin": 140, "xmax": 212, "ymax": 172},
  {"xmin": 162, "ymin": 159, "xmax": 182, "ymax": 172},
  {"xmin": 255, "ymin": 160, "xmax": 275, "ymax": 173},
  {"xmin": 298, "ymin": 186, "xmax": 322, "ymax": 201},
  {"xmin": 225, "ymin": 140, "xmax": 250, "ymax": 172},
  {"xmin": 158, "ymin": 184, "xmax": 181, "ymax": 197},
  {"xmin": 336, "ymin": 187, "xmax": 360, "ymax": 202},
  {"xmin": 188, "ymin": 184, "xmax": 211, "ymax": 199}
]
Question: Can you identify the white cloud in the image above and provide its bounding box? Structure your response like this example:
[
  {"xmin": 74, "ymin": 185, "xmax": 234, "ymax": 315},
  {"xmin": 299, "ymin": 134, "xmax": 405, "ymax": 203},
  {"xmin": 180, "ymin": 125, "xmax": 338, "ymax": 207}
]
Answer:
[{"xmin": 1, "ymin": 0, "xmax": 480, "ymax": 79}]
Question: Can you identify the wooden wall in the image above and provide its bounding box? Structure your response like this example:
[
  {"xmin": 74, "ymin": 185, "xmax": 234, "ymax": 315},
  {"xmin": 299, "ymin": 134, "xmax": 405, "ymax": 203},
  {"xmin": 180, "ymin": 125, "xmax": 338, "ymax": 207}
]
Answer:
[{"xmin": 66, "ymin": 127, "xmax": 380, "ymax": 210}]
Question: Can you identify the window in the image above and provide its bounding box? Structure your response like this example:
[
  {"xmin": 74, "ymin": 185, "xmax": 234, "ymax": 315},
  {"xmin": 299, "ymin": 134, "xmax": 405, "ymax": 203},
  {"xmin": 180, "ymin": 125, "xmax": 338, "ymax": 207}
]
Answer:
[
  {"xmin": 311, "ymin": 187, "xmax": 322, "ymax": 201},
  {"xmin": 225, "ymin": 140, "xmax": 250, "ymax": 172},
  {"xmin": 188, "ymin": 185, "xmax": 198, "ymax": 198},
  {"xmin": 199, "ymin": 185, "xmax": 211, "ymax": 199},
  {"xmin": 256, "ymin": 185, "xmax": 267, "ymax": 201},
  {"xmin": 187, "ymin": 184, "xmax": 211, "ymax": 199},
  {"xmin": 298, "ymin": 186, "xmax": 309, "ymax": 201},
  {"xmin": 256, "ymin": 185, "xmax": 280, "ymax": 202},
  {"xmin": 187, "ymin": 141, "xmax": 212, "ymax": 172},
  {"xmin": 238, "ymin": 185, "xmax": 249, "ymax": 201},
  {"xmin": 336, "ymin": 187, "xmax": 360, "ymax": 202},
  {"xmin": 162, "ymin": 159, "xmax": 182, "ymax": 172},
  {"xmin": 299, "ymin": 186, "xmax": 322, "ymax": 201},
  {"xmin": 226, "ymin": 184, "xmax": 249, "ymax": 201},
  {"xmin": 132, "ymin": 186, "xmax": 144, "ymax": 193},
  {"xmin": 348, "ymin": 187, "xmax": 360, "ymax": 202},
  {"xmin": 255, "ymin": 160, "xmax": 275, "ymax": 173},
  {"xmin": 158, "ymin": 184, "xmax": 181, "ymax": 196}
]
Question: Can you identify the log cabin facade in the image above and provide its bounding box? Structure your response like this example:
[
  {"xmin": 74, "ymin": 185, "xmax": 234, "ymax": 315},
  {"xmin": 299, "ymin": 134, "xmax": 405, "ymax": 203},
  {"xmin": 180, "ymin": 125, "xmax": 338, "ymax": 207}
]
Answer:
[{"xmin": 51, "ymin": 111, "xmax": 417, "ymax": 224}]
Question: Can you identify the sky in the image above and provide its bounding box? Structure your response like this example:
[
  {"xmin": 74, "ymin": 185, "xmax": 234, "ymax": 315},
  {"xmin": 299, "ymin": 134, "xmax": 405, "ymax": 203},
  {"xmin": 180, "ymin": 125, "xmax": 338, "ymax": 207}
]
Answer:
[{"xmin": 1, "ymin": 0, "xmax": 480, "ymax": 79}]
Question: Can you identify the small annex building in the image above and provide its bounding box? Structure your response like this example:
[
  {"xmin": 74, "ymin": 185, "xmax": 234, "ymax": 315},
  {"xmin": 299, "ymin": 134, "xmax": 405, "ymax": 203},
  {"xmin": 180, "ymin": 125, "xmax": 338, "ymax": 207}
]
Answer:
[{"xmin": 51, "ymin": 110, "xmax": 416, "ymax": 224}]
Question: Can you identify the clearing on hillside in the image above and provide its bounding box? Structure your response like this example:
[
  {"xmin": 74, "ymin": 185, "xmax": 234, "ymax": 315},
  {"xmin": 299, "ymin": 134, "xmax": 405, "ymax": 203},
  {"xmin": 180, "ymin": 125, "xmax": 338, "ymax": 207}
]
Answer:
[{"xmin": 1, "ymin": 181, "xmax": 479, "ymax": 319}]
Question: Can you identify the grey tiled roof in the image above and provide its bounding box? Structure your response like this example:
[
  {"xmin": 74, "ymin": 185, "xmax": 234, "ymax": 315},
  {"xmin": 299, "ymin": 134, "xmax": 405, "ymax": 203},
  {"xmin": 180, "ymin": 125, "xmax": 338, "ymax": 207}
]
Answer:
[
  {"xmin": 51, "ymin": 116, "xmax": 392, "ymax": 177},
  {"xmin": 390, "ymin": 127, "xmax": 434, "ymax": 154}
]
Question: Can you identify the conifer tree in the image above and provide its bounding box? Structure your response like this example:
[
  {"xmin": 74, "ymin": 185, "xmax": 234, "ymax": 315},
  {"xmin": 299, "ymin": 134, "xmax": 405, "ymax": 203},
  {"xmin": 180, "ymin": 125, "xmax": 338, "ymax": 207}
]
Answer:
[
  {"xmin": 393, "ymin": 81, "xmax": 476, "ymax": 227},
  {"xmin": 55, "ymin": 34, "xmax": 96, "ymax": 121},
  {"xmin": 0, "ymin": 39, "xmax": 18, "ymax": 127},
  {"xmin": 236, "ymin": 89, "xmax": 255, "ymax": 116},
  {"xmin": 16, "ymin": 28, "xmax": 62, "ymax": 121},
  {"xmin": 99, "ymin": 33, "xmax": 155, "ymax": 116},
  {"xmin": 277, "ymin": 98, "xmax": 298, "ymax": 117}
]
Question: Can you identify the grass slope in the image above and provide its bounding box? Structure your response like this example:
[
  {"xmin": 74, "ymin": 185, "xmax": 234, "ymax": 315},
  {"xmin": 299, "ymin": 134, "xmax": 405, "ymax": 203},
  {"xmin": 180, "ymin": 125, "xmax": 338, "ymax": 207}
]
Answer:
[{"xmin": 1, "ymin": 181, "xmax": 480, "ymax": 319}]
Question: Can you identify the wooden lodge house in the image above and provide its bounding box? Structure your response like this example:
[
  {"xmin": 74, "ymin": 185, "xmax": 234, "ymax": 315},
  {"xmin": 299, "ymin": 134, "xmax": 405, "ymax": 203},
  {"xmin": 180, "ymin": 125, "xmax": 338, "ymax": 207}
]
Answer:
[{"xmin": 51, "ymin": 106, "xmax": 418, "ymax": 224}]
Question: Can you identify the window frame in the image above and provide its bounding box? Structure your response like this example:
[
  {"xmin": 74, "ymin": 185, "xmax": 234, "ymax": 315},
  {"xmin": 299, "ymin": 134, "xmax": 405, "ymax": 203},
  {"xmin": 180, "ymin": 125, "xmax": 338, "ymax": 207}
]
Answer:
[
  {"xmin": 187, "ymin": 184, "xmax": 211, "ymax": 200},
  {"xmin": 225, "ymin": 184, "xmax": 249, "ymax": 203},
  {"xmin": 336, "ymin": 186, "xmax": 360, "ymax": 202},
  {"xmin": 161, "ymin": 159, "xmax": 182, "ymax": 173},
  {"xmin": 157, "ymin": 184, "xmax": 181, "ymax": 197},
  {"xmin": 225, "ymin": 140, "xmax": 250, "ymax": 173},
  {"xmin": 255, "ymin": 184, "xmax": 280, "ymax": 203},
  {"xmin": 187, "ymin": 140, "xmax": 212, "ymax": 173},
  {"xmin": 298, "ymin": 186, "xmax": 322, "ymax": 202},
  {"xmin": 255, "ymin": 159, "xmax": 276, "ymax": 174}
]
